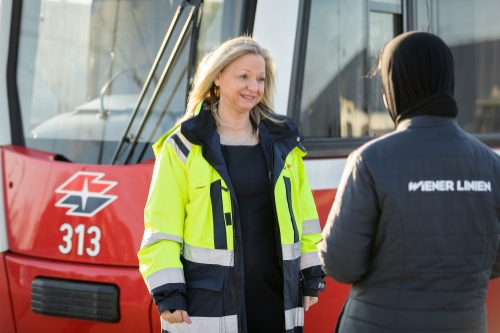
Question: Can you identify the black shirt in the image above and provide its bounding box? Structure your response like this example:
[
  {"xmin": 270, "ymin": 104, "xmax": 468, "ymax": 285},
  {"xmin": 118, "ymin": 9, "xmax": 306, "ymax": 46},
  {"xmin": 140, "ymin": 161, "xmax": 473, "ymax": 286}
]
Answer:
[{"xmin": 221, "ymin": 144, "xmax": 285, "ymax": 333}]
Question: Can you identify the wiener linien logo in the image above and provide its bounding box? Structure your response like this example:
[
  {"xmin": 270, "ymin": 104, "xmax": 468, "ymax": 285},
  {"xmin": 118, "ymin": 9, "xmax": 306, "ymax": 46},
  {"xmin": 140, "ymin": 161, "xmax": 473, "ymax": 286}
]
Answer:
[
  {"xmin": 55, "ymin": 171, "xmax": 118, "ymax": 217},
  {"xmin": 408, "ymin": 180, "xmax": 491, "ymax": 192}
]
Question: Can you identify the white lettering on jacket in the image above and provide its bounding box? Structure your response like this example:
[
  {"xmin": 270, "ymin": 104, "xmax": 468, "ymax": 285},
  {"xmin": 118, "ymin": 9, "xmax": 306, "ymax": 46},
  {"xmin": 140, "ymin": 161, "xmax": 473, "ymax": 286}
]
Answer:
[{"xmin": 408, "ymin": 180, "xmax": 491, "ymax": 192}]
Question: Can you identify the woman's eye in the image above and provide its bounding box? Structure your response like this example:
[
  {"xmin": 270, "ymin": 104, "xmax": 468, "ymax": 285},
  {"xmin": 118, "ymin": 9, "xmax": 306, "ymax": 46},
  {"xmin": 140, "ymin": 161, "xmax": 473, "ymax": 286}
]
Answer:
[
  {"xmin": 258, "ymin": 77, "xmax": 265, "ymax": 82},
  {"xmin": 240, "ymin": 74, "xmax": 247, "ymax": 79}
]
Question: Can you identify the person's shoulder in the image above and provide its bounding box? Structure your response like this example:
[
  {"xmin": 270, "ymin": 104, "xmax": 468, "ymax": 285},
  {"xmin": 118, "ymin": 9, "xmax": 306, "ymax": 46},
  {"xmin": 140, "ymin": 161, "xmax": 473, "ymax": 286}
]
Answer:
[
  {"xmin": 356, "ymin": 129, "xmax": 402, "ymax": 158},
  {"xmin": 152, "ymin": 125, "xmax": 178, "ymax": 156},
  {"xmin": 153, "ymin": 125, "xmax": 193, "ymax": 162},
  {"xmin": 461, "ymin": 131, "xmax": 500, "ymax": 162},
  {"xmin": 266, "ymin": 111, "xmax": 290, "ymax": 121},
  {"xmin": 260, "ymin": 111, "xmax": 301, "ymax": 135},
  {"xmin": 263, "ymin": 111, "xmax": 295, "ymax": 126}
]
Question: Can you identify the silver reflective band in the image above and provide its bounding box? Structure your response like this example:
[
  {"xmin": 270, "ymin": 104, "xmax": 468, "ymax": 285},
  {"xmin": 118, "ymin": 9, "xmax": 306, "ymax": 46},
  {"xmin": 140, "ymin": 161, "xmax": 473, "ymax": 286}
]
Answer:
[
  {"xmin": 182, "ymin": 243, "xmax": 234, "ymax": 267},
  {"xmin": 141, "ymin": 231, "xmax": 183, "ymax": 249},
  {"xmin": 302, "ymin": 218, "xmax": 321, "ymax": 235},
  {"xmin": 282, "ymin": 242, "xmax": 301, "ymax": 261},
  {"xmin": 167, "ymin": 131, "xmax": 192, "ymax": 163},
  {"xmin": 161, "ymin": 314, "xmax": 238, "ymax": 332},
  {"xmin": 285, "ymin": 307, "xmax": 304, "ymax": 330},
  {"xmin": 300, "ymin": 251, "xmax": 321, "ymax": 270},
  {"xmin": 145, "ymin": 268, "xmax": 185, "ymax": 292}
]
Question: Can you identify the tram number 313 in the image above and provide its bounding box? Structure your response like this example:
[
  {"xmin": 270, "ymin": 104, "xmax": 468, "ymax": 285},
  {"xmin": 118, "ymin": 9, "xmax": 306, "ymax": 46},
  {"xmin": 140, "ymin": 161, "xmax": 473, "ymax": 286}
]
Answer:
[{"xmin": 58, "ymin": 223, "xmax": 101, "ymax": 257}]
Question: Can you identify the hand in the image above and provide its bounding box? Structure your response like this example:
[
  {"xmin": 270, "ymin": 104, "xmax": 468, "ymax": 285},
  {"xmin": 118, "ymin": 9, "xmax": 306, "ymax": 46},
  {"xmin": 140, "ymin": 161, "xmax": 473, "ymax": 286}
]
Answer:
[
  {"xmin": 303, "ymin": 296, "xmax": 318, "ymax": 311},
  {"xmin": 160, "ymin": 309, "xmax": 192, "ymax": 325}
]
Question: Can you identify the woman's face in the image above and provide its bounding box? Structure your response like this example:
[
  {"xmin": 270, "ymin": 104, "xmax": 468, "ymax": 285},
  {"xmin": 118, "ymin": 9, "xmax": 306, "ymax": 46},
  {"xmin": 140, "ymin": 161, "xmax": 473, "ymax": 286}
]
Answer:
[{"xmin": 214, "ymin": 53, "xmax": 265, "ymax": 115}]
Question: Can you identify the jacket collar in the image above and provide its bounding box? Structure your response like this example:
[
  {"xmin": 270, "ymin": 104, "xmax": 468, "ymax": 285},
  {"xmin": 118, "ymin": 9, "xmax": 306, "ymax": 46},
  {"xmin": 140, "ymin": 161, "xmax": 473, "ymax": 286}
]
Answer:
[
  {"xmin": 180, "ymin": 103, "xmax": 303, "ymax": 189},
  {"xmin": 396, "ymin": 115, "xmax": 459, "ymax": 131},
  {"xmin": 180, "ymin": 102, "xmax": 215, "ymax": 147},
  {"xmin": 180, "ymin": 102, "xmax": 302, "ymax": 147}
]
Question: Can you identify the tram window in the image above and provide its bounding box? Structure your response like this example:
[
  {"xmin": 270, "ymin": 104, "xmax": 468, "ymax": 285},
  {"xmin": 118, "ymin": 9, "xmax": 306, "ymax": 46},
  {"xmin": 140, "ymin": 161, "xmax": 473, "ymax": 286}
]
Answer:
[
  {"xmin": 298, "ymin": 0, "xmax": 365, "ymax": 138},
  {"xmin": 296, "ymin": 0, "xmax": 402, "ymax": 139},
  {"xmin": 195, "ymin": 0, "xmax": 244, "ymax": 67},
  {"xmin": 411, "ymin": 0, "xmax": 500, "ymax": 135},
  {"xmin": 367, "ymin": 11, "xmax": 401, "ymax": 137},
  {"xmin": 15, "ymin": 0, "xmax": 245, "ymax": 164},
  {"xmin": 296, "ymin": 0, "xmax": 500, "ymax": 155}
]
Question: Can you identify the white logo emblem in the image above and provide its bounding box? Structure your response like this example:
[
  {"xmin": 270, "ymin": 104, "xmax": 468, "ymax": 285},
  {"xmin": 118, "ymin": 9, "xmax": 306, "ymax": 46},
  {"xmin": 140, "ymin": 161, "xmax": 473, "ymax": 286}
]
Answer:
[
  {"xmin": 55, "ymin": 171, "xmax": 118, "ymax": 217},
  {"xmin": 408, "ymin": 180, "xmax": 491, "ymax": 192}
]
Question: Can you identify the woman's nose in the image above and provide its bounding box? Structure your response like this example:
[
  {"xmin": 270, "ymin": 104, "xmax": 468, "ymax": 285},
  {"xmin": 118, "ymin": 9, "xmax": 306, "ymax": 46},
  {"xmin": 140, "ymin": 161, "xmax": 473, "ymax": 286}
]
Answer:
[{"xmin": 247, "ymin": 79, "xmax": 258, "ymax": 92}]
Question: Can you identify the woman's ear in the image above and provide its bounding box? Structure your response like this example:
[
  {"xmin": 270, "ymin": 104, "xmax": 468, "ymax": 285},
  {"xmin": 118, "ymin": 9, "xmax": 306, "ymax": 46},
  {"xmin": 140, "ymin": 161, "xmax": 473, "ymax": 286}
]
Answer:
[{"xmin": 214, "ymin": 74, "xmax": 220, "ymax": 87}]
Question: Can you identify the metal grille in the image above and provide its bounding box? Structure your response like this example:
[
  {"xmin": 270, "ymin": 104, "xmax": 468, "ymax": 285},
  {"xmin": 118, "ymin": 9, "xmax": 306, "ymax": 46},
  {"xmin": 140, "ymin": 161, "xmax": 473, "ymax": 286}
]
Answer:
[{"xmin": 31, "ymin": 277, "xmax": 120, "ymax": 323}]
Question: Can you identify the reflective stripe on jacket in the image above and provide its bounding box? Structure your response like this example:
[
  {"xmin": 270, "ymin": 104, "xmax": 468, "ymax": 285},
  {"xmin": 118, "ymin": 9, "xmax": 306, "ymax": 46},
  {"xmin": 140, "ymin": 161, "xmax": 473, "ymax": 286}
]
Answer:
[{"xmin": 138, "ymin": 105, "xmax": 324, "ymax": 333}]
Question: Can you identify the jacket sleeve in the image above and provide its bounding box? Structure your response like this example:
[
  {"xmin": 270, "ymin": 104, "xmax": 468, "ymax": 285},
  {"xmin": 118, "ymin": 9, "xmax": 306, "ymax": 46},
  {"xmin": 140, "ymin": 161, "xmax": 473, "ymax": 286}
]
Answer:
[
  {"xmin": 137, "ymin": 140, "xmax": 189, "ymax": 314},
  {"xmin": 492, "ymin": 192, "xmax": 500, "ymax": 279},
  {"xmin": 318, "ymin": 150, "xmax": 380, "ymax": 284},
  {"xmin": 296, "ymin": 150, "xmax": 326, "ymax": 297}
]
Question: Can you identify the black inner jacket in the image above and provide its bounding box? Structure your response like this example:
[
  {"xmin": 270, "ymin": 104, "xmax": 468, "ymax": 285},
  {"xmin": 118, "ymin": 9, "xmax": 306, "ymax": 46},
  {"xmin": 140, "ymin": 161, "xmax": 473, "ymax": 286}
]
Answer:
[{"xmin": 379, "ymin": 31, "xmax": 458, "ymax": 125}]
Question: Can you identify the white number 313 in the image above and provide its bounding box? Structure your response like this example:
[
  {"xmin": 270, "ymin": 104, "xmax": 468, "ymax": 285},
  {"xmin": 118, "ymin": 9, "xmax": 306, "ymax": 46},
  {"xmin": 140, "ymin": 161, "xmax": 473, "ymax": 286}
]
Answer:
[{"xmin": 58, "ymin": 223, "xmax": 101, "ymax": 257}]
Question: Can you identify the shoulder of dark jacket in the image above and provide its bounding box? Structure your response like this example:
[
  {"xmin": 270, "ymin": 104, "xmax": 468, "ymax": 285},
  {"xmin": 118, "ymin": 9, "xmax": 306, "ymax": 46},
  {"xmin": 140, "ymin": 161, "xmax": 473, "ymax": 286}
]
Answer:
[
  {"xmin": 180, "ymin": 105, "xmax": 215, "ymax": 146},
  {"xmin": 259, "ymin": 112, "xmax": 306, "ymax": 153}
]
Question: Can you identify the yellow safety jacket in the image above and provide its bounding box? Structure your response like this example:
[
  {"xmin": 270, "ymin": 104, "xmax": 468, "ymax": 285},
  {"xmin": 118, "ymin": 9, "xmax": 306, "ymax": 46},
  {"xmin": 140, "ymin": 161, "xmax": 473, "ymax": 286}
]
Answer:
[{"xmin": 138, "ymin": 103, "xmax": 324, "ymax": 333}]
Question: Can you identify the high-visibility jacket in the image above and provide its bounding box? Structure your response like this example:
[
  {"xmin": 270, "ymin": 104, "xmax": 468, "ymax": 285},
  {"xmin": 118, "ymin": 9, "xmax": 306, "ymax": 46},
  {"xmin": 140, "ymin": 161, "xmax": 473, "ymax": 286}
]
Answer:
[{"xmin": 138, "ymin": 103, "xmax": 324, "ymax": 333}]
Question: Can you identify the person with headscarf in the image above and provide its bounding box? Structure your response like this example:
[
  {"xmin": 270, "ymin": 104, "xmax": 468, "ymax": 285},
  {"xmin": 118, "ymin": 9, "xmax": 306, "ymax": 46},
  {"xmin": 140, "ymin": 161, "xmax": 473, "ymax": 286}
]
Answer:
[{"xmin": 318, "ymin": 31, "xmax": 500, "ymax": 333}]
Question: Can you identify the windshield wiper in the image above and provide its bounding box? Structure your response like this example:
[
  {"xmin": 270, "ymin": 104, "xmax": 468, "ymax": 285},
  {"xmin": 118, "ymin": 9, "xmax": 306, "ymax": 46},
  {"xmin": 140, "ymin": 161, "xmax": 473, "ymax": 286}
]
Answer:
[{"xmin": 110, "ymin": 0, "xmax": 202, "ymax": 165}]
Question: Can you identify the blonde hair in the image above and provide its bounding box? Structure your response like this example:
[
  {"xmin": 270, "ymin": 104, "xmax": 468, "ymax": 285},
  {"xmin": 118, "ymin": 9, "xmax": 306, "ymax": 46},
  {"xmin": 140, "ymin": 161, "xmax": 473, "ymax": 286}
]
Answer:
[{"xmin": 179, "ymin": 36, "xmax": 279, "ymax": 128}]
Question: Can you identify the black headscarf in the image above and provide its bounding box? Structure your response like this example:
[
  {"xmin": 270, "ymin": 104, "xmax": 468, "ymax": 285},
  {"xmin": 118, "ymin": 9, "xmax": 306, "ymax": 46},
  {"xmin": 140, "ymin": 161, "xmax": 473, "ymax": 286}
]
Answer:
[{"xmin": 380, "ymin": 31, "xmax": 458, "ymax": 125}]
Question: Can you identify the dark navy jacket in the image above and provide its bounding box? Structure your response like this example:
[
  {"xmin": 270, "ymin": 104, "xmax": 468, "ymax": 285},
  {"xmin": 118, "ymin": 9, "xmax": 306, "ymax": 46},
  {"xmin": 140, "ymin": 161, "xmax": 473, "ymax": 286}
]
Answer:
[{"xmin": 319, "ymin": 116, "xmax": 500, "ymax": 333}]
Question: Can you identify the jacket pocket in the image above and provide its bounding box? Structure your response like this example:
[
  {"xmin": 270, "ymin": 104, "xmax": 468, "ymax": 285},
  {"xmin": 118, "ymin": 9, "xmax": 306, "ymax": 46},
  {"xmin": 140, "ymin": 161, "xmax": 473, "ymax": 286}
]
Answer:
[
  {"xmin": 284, "ymin": 176, "xmax": 299, "ymax": 243},
  {"xmin": 185, "ymin": 275, "xmax": 224, "ymax": 317}
]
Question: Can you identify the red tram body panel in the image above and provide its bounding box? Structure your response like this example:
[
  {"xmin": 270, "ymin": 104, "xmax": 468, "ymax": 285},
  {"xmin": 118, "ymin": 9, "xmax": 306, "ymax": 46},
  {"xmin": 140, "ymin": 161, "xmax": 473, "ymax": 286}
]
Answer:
[{"xmin": 2, "ymin": 0, "xmax": 500, "ymax": 332}]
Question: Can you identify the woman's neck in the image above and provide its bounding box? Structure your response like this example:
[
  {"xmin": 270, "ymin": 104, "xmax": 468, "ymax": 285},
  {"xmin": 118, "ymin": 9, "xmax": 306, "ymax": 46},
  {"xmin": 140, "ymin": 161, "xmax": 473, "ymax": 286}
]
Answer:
[
  {"xmin": 217, "ymin": 104, "xmax": 257, "ymax": 145},
  {"xmin": 217, "ymin": 105, "xmax": 253, "ymax": 132}
]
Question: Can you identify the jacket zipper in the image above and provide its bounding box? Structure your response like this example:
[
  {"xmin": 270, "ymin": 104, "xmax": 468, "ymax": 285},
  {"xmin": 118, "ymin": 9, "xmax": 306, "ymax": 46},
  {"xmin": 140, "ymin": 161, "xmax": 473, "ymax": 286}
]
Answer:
[
  {"xmin": 267, "ymin": 131, "xmax": 303, "ymax": 308},
  {"xmin": 267, "ymin": 134, "xmax": 286, "ymax": 276},
  {"xmin": 231, "ymin": 197, "xmax": 242, "ymax": 333},
  {"xmin": 221, "ymin": 184, "xmax": 241, "ymax": 333}
]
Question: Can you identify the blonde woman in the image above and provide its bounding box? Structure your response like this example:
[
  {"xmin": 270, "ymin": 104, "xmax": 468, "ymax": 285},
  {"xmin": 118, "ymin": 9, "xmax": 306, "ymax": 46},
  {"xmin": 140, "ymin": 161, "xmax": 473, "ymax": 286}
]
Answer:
[{"xmin": 138, "ymin": 36, "xmax": 325, "ymax": 333}]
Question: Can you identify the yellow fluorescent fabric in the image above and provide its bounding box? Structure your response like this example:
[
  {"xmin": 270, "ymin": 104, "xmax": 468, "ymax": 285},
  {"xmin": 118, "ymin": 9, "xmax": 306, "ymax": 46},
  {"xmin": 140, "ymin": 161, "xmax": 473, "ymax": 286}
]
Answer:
[
  {"xmin": 139, "ymin": 130, "xmax": 188, "ymax": 278},
  {"xmin": 274, "ymin": 147, "xmax": 322, "ymax": 254},
  {"xmin": 139, "ymin": 240, "xmax": 183, "ymax": 276},
  {"xmin": 292, "ymin": 147, "xmax": 322, "ymax": 255},
  {"xmin": 138, "ymin": 128, "xmax": 321, "ymax": 290}
]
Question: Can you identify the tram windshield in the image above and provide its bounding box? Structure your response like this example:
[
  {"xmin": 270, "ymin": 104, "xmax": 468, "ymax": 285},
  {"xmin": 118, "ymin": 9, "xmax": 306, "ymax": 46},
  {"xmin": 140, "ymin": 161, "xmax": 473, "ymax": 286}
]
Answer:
[{"xmin": 16, "ymin": 0, "xmax": 244, "ymax": 164}]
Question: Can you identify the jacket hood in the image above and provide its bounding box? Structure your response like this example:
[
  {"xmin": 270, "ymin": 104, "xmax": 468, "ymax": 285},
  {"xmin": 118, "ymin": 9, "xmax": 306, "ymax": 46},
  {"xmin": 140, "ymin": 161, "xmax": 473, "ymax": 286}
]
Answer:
[{"xmin": 380, "ymin": 31, "xmax": 458, "ymax": 125}]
